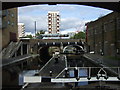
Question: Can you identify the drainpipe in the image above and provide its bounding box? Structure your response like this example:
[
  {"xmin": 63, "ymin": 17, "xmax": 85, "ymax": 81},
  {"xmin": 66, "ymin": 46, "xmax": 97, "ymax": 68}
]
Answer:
[
  {"xmin": 27, "ymin": 44, "xmax": 29, "ymax": 54},
  {"xmin": 114, "ymin": 12, "xmax": 118, "ymax": 62},
  {"xmin": 102, "ymin": 21, "xmax": 104, "ymax": 56},
  {"xmin": 21, "ymin": 44, "xmax": 23, "ymax": 55},
  {"xmin": 93, "ymin": 28, "xmax": 95, "ymax": 54}
]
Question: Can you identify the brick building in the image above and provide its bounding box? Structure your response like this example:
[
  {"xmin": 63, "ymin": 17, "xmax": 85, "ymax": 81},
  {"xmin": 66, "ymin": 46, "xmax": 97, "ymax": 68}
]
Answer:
[
  {"xmin": 86, "ymin": 12, "xmax": 120, "ymax": 57},
  {"xmin": 1, "ymin": 8, "xmax": 18, "ymax": 49}
]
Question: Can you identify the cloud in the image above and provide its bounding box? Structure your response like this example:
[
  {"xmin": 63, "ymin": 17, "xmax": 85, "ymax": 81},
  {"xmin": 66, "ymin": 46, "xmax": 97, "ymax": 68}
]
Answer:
[
  {"xmin": 18, "ymin": 4, "xmax": 111, "ymax": 34},
  {"xmin": 60, "ymin": 17, "xmax": 88, "ymax": 31},
  {"xmin": 18, "ymin": 5, "xmax": 77, "ymax": 15},
  {"xmin": 18, "ymin": 5, "xmax": 82, "ymax": 33},
  {"xmin": 18, "ymin": 14, "xmax": 87, "ymax": 33},
  {"xmin": 18, "ymin": 15, "xmax": 47, "ymax": 33}
]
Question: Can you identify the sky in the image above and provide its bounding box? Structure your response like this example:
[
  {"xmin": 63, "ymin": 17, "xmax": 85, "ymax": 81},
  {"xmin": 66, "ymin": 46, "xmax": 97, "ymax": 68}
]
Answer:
[{"xmin": 18, "ymin": 4, "xmax": 113, "ymax": 34}]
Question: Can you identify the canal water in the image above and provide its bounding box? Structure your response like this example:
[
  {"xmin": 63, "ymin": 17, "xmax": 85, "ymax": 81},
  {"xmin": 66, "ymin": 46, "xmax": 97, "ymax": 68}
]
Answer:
[
  {"xmin": 69, "ymin": 68, "xmax": 88, "ymax": 86},
  {"xmin": 19, "ymin": 70, "xmax": 38, "ymax": 85}
]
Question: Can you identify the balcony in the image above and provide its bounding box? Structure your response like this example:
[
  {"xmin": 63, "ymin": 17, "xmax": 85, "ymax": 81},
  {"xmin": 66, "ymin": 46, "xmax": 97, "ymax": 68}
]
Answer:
[
  {"xmin": 57, "ymin": 16, "xmax": 60, "ymax": 18},
  {"xmin": 48, "ymin": 26, "xmax": 52, "ymax": 28},
  {"xmin": 48, "ymin": 28, "xmax": 52, "ymax": 31},
  {"xmin": 57, "ymin": 28, "xmax": 59, "ymax": 30},
  {"xmin": 48, "ymin": 22, "xmax": 52, "ymax": 24},
  {"xmin": 57, "ymin": 15, "xmax": 59, "ymax": 17},
  {"xmin": 48, "ymin": 15, "xmax": 51, "ymax": 17},
  {"xmin": 48, "ymin": 17, "xmax": 51, "ymax": 19}
]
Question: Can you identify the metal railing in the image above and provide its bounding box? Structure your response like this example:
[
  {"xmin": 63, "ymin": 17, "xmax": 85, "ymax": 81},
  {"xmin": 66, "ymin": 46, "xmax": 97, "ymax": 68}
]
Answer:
[
  {"xmin": 38, "ymin": 54, "xmax": 57, "ymax": 73},
  {"xmin": 2, "ymin": 41, "xmax": 23, "ymax": 59},
  {"xmin": 10, "ymin": 41, "xmax": 22, "ymax": 57},
  {"xmin": 23, "ymin": 67, "xmax": 120, "ymax": 84},
  {"xmin": 2, "ymin": 42, "xmax": 14, "ymax": 58}
]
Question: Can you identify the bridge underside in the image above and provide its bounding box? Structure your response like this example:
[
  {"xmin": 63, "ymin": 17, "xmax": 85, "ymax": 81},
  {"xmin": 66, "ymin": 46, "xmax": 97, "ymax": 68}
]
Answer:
[
  {"xmin": 38, "ymin": 42, "xmax": 83, "ymax": 47},
  {"xmin": 2, "ymin": 2, "xmax": 120, "ymax": 12},
  {"xmin": 39, "ymin": 46, "xmax": 51, "ymax": 64}
]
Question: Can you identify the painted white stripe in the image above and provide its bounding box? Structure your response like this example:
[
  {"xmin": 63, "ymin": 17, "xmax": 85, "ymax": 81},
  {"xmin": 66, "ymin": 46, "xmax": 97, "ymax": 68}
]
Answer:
[
  {"xmin": 52, "ymin": 78, "xmax": 77, "ymax": 83},
  {"xmin": 23, "ymin": 76, "xmax": 120, "ymax": 83},
  {"xmin": 24, "ymin": 76, "xmax": 41, "ymax": 83},
  {"xmin": 53, "ymin": 42, "xmax": 55, "ymax": 45},
  {"xmin": 75, "ymin": 42, "xmax": 77, "ymax": 44},
  {"xmin": 52, "ymin": 77, "xmax": 120, "ymax": 82},
  {"xmin": 68, "ymin": 42, "xmax": 70, "ymax": 45},
  {"xmin": 22, "ymin": 83, "xmax": 29, "ymax": 88}
]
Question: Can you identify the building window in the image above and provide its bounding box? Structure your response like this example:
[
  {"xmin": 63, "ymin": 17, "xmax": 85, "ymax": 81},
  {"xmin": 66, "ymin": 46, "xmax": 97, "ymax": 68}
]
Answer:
[
  {"xmin": 11, "ymin": 13, "xmax": 14, "ymax": 17},
  {"xmin": 8, "ymin": 20, "xmax": 10, "ymax": 25}
]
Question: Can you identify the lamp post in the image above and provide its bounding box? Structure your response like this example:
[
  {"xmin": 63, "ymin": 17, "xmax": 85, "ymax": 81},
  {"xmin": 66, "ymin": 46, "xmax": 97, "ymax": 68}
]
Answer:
[{"xmin": 35, "ymin": 21, "xmax": 37, "ymax": 37}]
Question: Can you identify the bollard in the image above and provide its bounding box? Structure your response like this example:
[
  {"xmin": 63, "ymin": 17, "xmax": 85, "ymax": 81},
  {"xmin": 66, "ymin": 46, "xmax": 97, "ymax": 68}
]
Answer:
[{"xmin": 49, "ymin": 70, "xmax": 53, "ymax": 77}]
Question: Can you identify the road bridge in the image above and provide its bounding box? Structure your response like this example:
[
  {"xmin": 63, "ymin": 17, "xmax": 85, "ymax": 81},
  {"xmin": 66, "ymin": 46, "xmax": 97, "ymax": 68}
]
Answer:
[
  {"xmin": 20, "ymin": 39, "xmax": 83, "ymax": 48},
  {"xmin": 2, "ymin": 1, "xmax": 120, "ymax": 12},
  {"xmin": 37, "ymin": 41, "xmax": 83, "ymax": 47}
]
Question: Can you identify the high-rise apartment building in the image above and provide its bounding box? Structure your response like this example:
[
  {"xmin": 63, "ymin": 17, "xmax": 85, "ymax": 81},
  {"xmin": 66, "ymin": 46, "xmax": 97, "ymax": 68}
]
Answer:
[
  {"xmin": 18, "ymin": 23, "xmax": 25, "ymax": 38},
  {"xmin": 48, "ymin": 11, "xmax": 60, "ymax": 34},
  {"xmin": 1, "ymin": 8, "xmax": 18, "ymax": 49}
]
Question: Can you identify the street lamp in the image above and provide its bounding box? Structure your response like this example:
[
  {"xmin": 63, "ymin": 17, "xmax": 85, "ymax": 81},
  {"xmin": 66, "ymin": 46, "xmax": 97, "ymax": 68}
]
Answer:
[{"xmin": 35, "ymin": 21, "xmax": 37, "ymax": 37}]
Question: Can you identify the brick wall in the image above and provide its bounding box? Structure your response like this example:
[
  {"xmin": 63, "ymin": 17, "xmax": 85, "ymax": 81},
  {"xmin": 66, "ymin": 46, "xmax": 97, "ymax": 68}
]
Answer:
[
  {"xmin": 86, "ymin": 12, "xmax": 120, "ymax": 57},
  {"xmin": 2, "ymin": 8, "xmax": 18, "ymax": 48}
]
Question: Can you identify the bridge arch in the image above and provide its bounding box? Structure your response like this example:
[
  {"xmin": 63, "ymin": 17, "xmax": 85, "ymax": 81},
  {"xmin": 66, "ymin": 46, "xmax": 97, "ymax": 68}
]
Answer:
[
  {"xmin": 2, "ymin": 1, "xmax": 120, "ymax": 12},
  {"xmin": 63, "ymin": 44, "xmax": 84, "ymax": 54},
  {"xmin": 38, "ymin": 45, "xmax": 60, "ymax": 64},
  {"xmin": 37, "ymin": 41, "xmax": 84, "ymax": 63}
]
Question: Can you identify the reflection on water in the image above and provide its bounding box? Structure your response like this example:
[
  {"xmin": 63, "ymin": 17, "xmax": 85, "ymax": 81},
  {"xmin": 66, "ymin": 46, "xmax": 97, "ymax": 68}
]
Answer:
[
  {"xmin": 69, "ymin": 69, "xmax": 88, "ymax": 86},
  {"xmin": 19, "ymin": 70, "xmax": 37, "ymax": 85}
]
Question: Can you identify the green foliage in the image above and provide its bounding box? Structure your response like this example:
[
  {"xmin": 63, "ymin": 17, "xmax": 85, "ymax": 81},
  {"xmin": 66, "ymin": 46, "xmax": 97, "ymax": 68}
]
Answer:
[
  {"xmin": 71, "ymin": 31, "xmax": 86, "ymax": 39},
  {"xmin": 25, "ymin": 35, "xmax": 33, "ymax": 38},
  {"xmin": 36, "ymin": 30, "xmax": 45, "ymax": 36}
]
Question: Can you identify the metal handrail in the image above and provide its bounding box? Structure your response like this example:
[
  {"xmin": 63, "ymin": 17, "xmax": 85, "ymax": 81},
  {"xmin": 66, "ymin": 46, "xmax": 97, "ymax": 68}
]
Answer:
[
  {"xmin": 38, "ymin": 55, "xmax": 56, "ymax": 73},
  {"xmin": 2, "ymin": 41, "xmax": 14, "ymax": 58},
  {"xmin": 10, "ymin": 41, "xmax": 22, "ymax": 58}
]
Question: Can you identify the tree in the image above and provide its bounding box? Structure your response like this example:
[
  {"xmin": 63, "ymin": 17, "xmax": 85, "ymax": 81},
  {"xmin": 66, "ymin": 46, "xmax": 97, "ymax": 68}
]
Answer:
[
  {"xmin": 36, "ymin": 30, "xmax": 45, "ymax": 35},
  {"xmin": 71, "ymin": 31, "xmax": 85, "ymax": 39},
  {"xmin": 35, "ymin": 30, "xmax": 45, "ymax": 39},
  {"xmin": 25, "ymin": 35, "xmax": 33, "ymax": 38}
]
